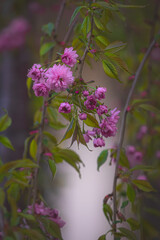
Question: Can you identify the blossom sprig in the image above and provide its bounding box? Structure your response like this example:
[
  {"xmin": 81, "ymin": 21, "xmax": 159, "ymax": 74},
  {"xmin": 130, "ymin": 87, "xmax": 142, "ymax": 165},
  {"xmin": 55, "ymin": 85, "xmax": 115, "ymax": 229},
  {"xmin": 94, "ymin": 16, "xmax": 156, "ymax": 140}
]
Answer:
[{"xmin": 27, "ymin": 46, "xmax": 120, "ymax": 148}]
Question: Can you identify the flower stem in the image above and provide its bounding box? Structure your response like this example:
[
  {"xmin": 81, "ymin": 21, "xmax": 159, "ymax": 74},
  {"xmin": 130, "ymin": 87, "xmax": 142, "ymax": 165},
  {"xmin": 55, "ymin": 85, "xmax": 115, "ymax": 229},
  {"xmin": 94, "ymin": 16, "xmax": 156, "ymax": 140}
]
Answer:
[{"xmin": 112, "ymin": 32, "xmax": 159, "ymax": 238}]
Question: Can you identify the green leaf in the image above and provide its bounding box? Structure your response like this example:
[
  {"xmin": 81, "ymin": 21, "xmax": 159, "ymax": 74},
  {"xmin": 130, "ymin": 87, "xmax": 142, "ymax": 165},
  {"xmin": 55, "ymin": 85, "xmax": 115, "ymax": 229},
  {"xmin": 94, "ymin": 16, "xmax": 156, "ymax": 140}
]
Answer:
[
  {"xmin": 18, "ymin": 228, "xmax": 45, "ymax": 240},
  {"xmin": 0, "ymin": 159, "xmax": 38, "ymax": 175},
  {"xmin": 128, "ymin": 164, "xmax": 155, "ymax": 173},
  {"xmin": 39, "ymin": 216, "xmax": 63, "ymax": 240},
  {"xmin": 98, "ymin": 235, "xmax": 106, "ymax": 240},
  {"xmin": 127, "ymin": 184, "xmax": 136, "ymax": 203},
  {"xmin": 49, "ymin": 120, "xmax": 66, "ymax": 130},
  {"xmin": 59, "ymin": 118, "xmax": 75, "ymax": 144},
  {"xmin": 91, "ymin": 2, "xmax": 118, "ymax": 11},
  {"xmin": 53, "ymin": 148, "xmax": 83, "ymax": 177},
  {"xmin": 26, "ymin": 77, "xmax": 32, "ymax": 97},
  {"xmin": 0, "ymin": 135, "xmax": 14, "ymax": 150},
  {"xmin": 42, "ymin": 22, "xmax": 54, "ymax": 36},
  {"xmin": 117, "ymin": 3, "xmax": 146, "ymax": 8},
  {"xmin": 131, "ymin": 98, "xmax": 150, "ymax": 108},
  {"xmin": 139, "ymin": 104, "xmax": 160, "ymax": 114},
  {"xmin": 23, "ymin": 135, "xmax": 34, "ymax": 159},
  {"xmin": 29, "ymin": 138, "xmax": 37, "ymax": 160},
  {"xmin": 40, "ymin": 42, "xmax": 55, "ymax": 56},
  {"xmin": 48, "ymin": 159, "xmax": 56, "ymax": 178},
  {"xmin": 103, "ymin": 203, "xmax": 112, "ymax": 222},
  {"xmin": 119, "ymin": 150, "xmax": 130, "ymax": 169},
  {"xmin": 0, "ymin": 112, "xmax": 12, "ymax": 132},
  {"xmin": 69, "ymin": 6, "xmax": 85, "ymax": 25},
  {"xmin": 81, "ymin": 16, "xmax": 91, "ymax": 37},
  {"xmin": 84, "ymin": 114, "xmax": 99, "ymax": 128},
  {"xmin": 109, "ymin": 55, "xmax": 130, "ymax": 73},
  {"xmin": 104, "ymin": 41, "xmax": 126, "ymax": 53},
  {"xmin": 132, "ymin": 180, "xmax": 156, "ymax": 192},
  {"xmin": 43, "ymin": 131, "xmax": 57, "ymax": 145},
  {"xmin": 94, "ymin": 16, "xmax": 105, "ymax": 31},
  {"xmin": 18, "ymin": 212, "xmax": 36, "ymax": 221},
  {"xmin": 121, "ymin": 200, "xmax": 129, "ymax": 209},
  {"xmin": 102, "ymin": 60, "xmax": 120, "ymax": 81},
  {"xmin": 0, "ymin": 187, "xmax": 5, "ymax": 206},
  {"xmin": 127, "ymin": 218, "xmax": 140, "ymax": 231},
  {"xmin": 97, "ymin": 150, "xmax": 108, "ymax": 171},
  {"xmin": 118, "ymin": 227, "xmax": 137, "ymax": 240},
  {"xmin": 96, "ymin": 36, "xmax": 109, "ymax": 48}
]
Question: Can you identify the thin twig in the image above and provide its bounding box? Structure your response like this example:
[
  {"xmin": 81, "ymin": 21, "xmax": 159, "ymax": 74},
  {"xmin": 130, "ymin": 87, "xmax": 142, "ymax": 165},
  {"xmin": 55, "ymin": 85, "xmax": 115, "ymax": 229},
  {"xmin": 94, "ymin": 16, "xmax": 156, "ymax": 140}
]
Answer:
[
  {"xmin": 78, "ymin": 0, "xmax": 96, "ymax": 79},
  {"xmin": 55, "ymin": 0, "xmax": 66, "ymax": 36},
  {"xmin": 112, "ymin": 32, "xmax": 159, "ymax": 237}
]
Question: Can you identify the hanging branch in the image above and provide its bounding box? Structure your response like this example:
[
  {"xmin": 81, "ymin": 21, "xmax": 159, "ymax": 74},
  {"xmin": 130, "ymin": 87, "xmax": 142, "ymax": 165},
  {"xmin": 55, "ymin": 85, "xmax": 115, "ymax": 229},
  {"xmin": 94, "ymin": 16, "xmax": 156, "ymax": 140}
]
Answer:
[
  {"xmin": 32, "ymin": 0, "xmax": 66, "ymax": 208},
  {"xmin": 112, "ymin": 31, "xmax": 159, "ymax": 237}
]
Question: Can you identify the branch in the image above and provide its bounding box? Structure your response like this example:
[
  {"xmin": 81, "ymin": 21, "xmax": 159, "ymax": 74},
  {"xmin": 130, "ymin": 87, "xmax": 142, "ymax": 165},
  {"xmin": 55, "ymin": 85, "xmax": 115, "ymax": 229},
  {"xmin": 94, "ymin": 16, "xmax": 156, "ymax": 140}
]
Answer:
[
  {"xmin": 112, "ymin": 32, "xmax": 159, "ymax": 237},
  {"xmin": 32, "ymin": 1, "xmax": 66, "ymax": 208},
  {"xmin": 78, "ymin": 0, "xmax": 96, "ymax": 79}
]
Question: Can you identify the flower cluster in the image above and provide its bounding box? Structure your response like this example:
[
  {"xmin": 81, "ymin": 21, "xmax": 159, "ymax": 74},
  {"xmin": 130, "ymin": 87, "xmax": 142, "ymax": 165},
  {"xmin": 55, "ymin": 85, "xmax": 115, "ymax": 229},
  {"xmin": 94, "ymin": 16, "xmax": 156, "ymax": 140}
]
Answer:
[
  {"xmin": 81, "ymin": 87, "xmax": 120, "ymax": 148},
  {"xmin": 27, "ymin": 202, "xmax": 65, "ymax": 228},
  {"xmin": 28, "ymin": 47, "xmax": 78, "ymax": 97},
  {"xmin": 136, "ymin": 125, "xmax": 148, "ymax": 140},
  {"xmin": 28, "ymin": 47, "xmax": 120, "ymax": 148},
  {"xmin": 0, "ymin": 18, "xmax": 30, "ymax": 51},
  {"xmin": 126, "ymin": 145, "xmax": 143, "ymax": 168}
]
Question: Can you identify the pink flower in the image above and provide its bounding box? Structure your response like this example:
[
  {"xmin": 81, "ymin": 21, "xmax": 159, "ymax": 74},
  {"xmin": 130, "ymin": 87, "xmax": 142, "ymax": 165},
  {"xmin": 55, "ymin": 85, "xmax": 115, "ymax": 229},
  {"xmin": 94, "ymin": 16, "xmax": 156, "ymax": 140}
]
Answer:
[
  {"xmin": 126, "ymin": 145, "xmax": 136, "ymax": 155},
  {"xmin": 61, "ymin": 47, "xmax": 78, "ymax": 67},
  {"xmin": 90, "ymin": 49, "xmax": 97, "ymax": 53},
  {"xmin": 83, "ymin": 133, "xmax": 91, "ymax": 143},
  {"xmin": 27, "ymin": 202, "xmax": 65, "ymax": 228},
  {"xmin": 0, "ymin": 18, "xmax": 30, "ymax": 51},
  {"xmin": 140, "ymin": 91, "xmax": 147, "ymax": 98},
  {"xmin": 100, "ymin": 118, "xmax": 117, "ymax": 138},
  {"xmin": 44, "ymin": 152, "xmax": 52, "ymax": 157},
  {"xmin": 137, "ymin": 175, "xmax": 147, "ymax": 181},
  {"xmin": 28, "ymin": 64, "xmax": 44, "ymax": 82},
  {"xmin": 128, "ymin": 75, "xmax": 135, "ymax": 80},
  {"xmin": 97, "ymin": 105, "xmax": 108, "ymax": 116},
  {"xmin": 83, "ymin": 130, "xmax": 96, "ymax": 143},
  {"xmin": 156, "ymin": 150, "xmax": 160, "ymax": 159},
  {"xmin": 58, "ymin": 102, "xmax": 71, "ymax": 113},
  {"xmin": 83, "ymin": 90, "xmax": 89, "ymax": 97},
  {"xmin": 29, "ymin": 130, "xmax": 39, "ymax": 135},
  {"xmin": 93, "ymin": 138, "xmax": 105, "ymax": 147},
  {"xmin": 46, "ymin": 64, "xmax": 74, "ymax": 92},
  {"xmin": 32, "ymin": 83, "xmax": 49, "ymax": 97},
  {"xmin": 84, "ymin": 95, "xmax": 97, "ymax": 110},
  {"xmin": 79, "ymin": 113, "xmax": 87, "ymax": 120},
  {"xmin": 135, "ymin": 151, "xmax": 143, "ymax": 162},
  {"xmin": 110, "ymin": 108, "xmax": 120, "ymax": 124},
  {"xmin": 137, "ymin": 125, "xmax": 148, "ymax": 140},
  {"xmin": 95, "ymin": 87, "xmax": 107, "ymax": 100}
]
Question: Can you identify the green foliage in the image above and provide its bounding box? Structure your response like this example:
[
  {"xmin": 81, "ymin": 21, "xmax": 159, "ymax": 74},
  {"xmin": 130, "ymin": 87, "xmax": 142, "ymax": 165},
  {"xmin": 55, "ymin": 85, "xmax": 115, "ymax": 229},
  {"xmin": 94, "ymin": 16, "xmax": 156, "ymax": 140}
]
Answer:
[
  {"xmin": 127, "ymin": 184, "xmax": 136, "ymax": 203},
  {"xmin": 42, "ymin": 22, "xmax": 54, "ymax": 37},
  {"xmin": 127, "ymin": 218, "xmax": 140, "ymax": 231},
  {"xmin": 40, "ymin": 42, "xmax": 55, "ymax": 56},
  {"xmin": 0, "ymin": 111, "xmax": 12, "ymax": 132},
  {"xmin": 103, "ymin": 203, "xmax": 113, "ymax": 223},
  {"xmin": 97, "ymin": 149, "xmax": 108, "ymax": 171},
  {"xmin": 118, "ymin": 227, "xmax": 137, "ymax": 240},
  {"xmin": 121, "ymin": 200, "xmax": 129, "ymax": 209},
  {"xmin": 48, "ymin": 159, "xmax": 56, "ymax": 178},
  {"xmin": 0, "ymin": 135, "xmax": 14, "ymax": 150},
  {"xmin": 102, "ymin": 60, "xmax": 120, "ymax": 81},
  {"xmin": 132, "ymin": 179, "xmax": 156, "ymax": 192}
]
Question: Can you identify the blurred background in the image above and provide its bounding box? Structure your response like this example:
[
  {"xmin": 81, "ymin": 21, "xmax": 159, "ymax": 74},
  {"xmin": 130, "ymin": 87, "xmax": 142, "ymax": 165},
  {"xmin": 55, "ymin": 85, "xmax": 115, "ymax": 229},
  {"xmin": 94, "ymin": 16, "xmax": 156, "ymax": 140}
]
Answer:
[{"xmin": 0, "ymin": 0, "xmax": 160, "ymax": 239}]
